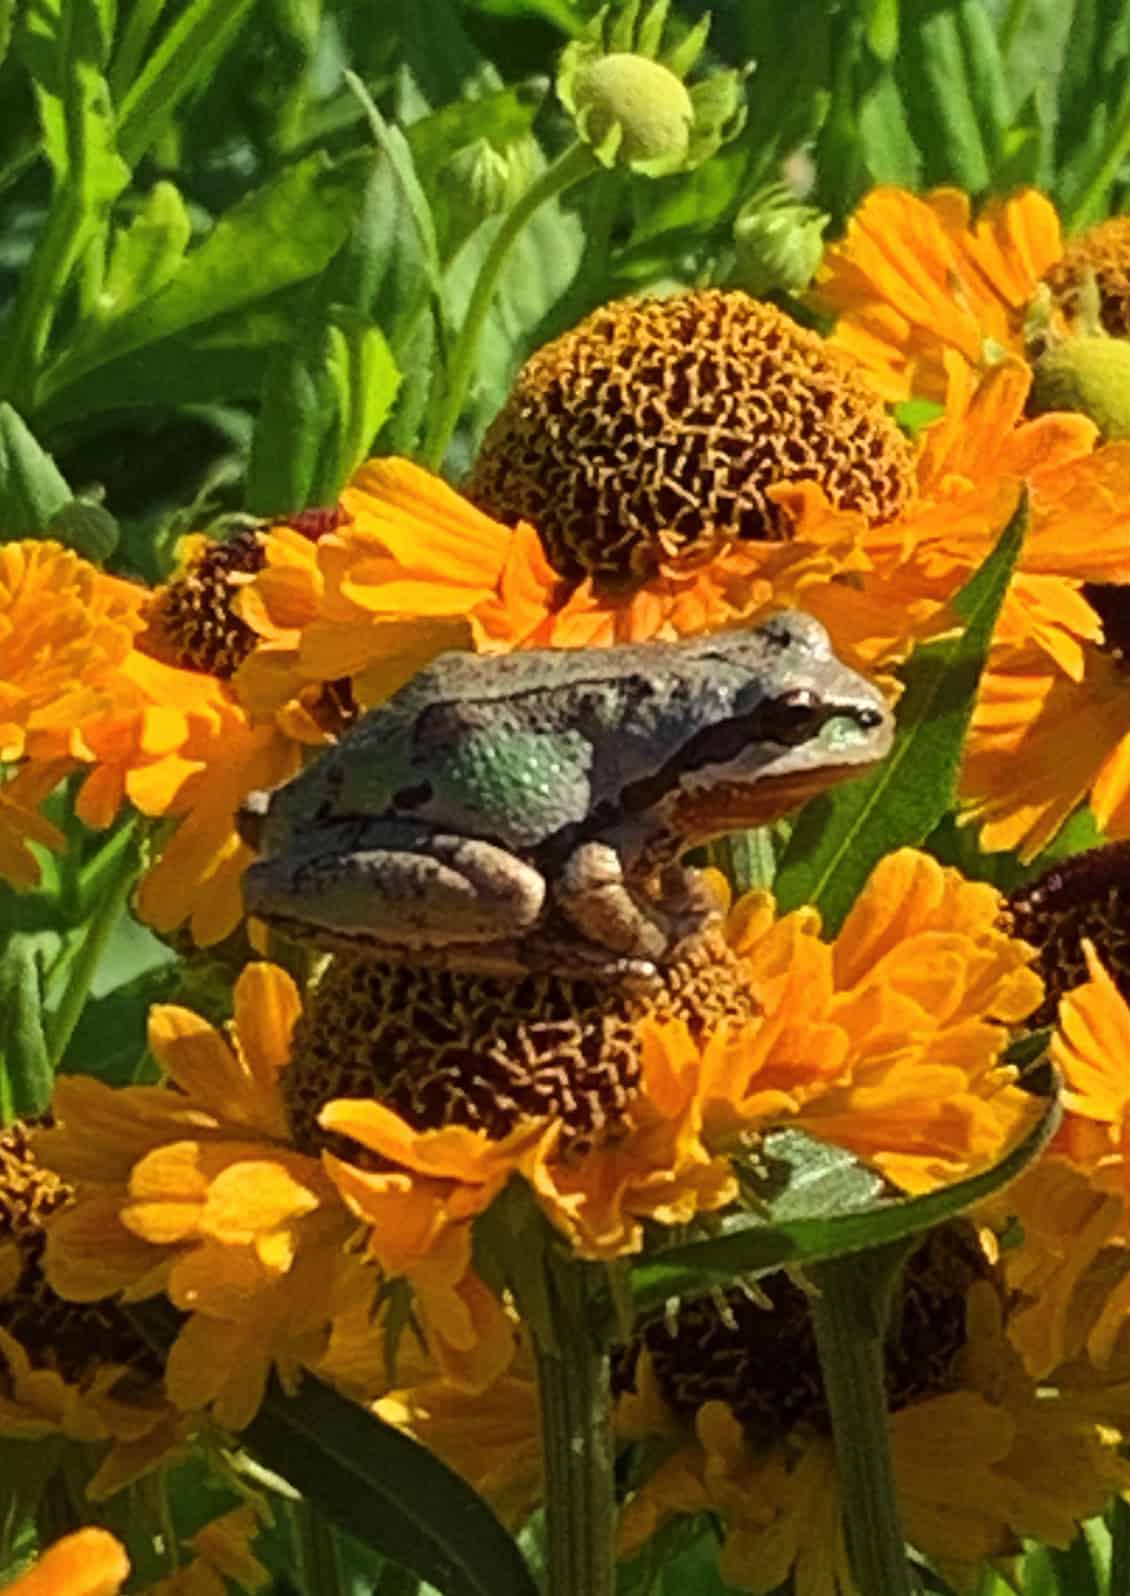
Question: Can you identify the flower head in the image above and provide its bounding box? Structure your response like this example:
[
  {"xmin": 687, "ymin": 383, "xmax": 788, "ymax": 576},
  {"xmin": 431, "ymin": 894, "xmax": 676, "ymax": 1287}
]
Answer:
[
  {"xmin": 813, "ymin": 185, "xmax": 1063, "ymax": 402},
  {"xmin": 557, "ymin": 0, "xmax": 745, "ymax": 178},
  {"xmin": 617, "ymin": 1227, "xmax": 1130, "ymax": 1594},
  {"xmin": 38, "ymin": 964, "xmax": 373, "ymax": 1430},
  {"xmin": 0, "ymin": 1119, "xmax": 186, "ymax": 1499},
  {"xmin": 467, "ymin": 290, "xmax": 914, "ymax": 583}
]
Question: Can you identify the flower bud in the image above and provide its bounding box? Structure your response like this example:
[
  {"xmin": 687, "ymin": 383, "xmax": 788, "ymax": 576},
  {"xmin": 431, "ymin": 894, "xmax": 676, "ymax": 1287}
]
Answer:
[{"xmin": 733, "ymin": 183, "xmax": 829, "ymax": 297}]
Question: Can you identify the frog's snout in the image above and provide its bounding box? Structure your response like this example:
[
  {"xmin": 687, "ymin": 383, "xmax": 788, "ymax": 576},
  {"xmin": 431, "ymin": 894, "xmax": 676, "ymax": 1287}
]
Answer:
[{"xmin": 236, "ymin": 789, "xmax": 271, "ymax": 852}]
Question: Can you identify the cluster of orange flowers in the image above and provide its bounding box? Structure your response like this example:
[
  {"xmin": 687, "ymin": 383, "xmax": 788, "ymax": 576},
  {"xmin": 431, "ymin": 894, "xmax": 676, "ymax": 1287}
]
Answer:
[{"xmin": 12, "ymin": 183, "xmax": 1130, "ymax": 1594}]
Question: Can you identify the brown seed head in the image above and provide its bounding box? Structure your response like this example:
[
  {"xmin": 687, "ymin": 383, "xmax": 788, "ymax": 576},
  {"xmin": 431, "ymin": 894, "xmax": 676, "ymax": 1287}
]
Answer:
[
  {"xmin": 283, "ymin": 928, "xmax": 757, "ymax": 1160},
  {"xmin": 466, "ymin": 289, "xmax": 915, "ymax": 582},
  {"xmin": 1044, "ymin": 216, "xmax": 1130, "ymax": 338},
  {"xmin": 0, "ymin": 1122, "xmax": 159, "ymax": 1388}
]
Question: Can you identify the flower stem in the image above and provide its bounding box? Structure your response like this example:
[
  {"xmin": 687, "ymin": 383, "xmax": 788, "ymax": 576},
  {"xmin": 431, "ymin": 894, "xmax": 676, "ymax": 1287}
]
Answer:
[
  {"xmin": 809, "ymin": 1248, "xmax": 915, "ymax": 1596},
  {"xmin": 421, "ymin": 140, "xmax": 597, "ymax": 472},
  {"xmin": 47, "ymin": 816, "xmax": 144, "ymax": 1069},
  {"xmin": 533, "ymin": 1258, "xmax": 617, "ymax": 1596}
]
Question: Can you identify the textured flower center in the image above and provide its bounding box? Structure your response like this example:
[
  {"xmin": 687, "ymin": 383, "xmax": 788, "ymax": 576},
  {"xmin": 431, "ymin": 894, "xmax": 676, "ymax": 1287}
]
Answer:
[
  {"xmin": 146, "ymin": 529, "xmax": 267, "ymax": 678},
  {"xmin": 1043, "ymin": 216, "xmax": 1130, "ymax": 338},
  {"xmin": 620, "ymin": 1224, "xmax": 994, "ymax": 1443},
  {"xmin": 283, "ymin": 929, "xmax": 758, "ymax": 1158},
  {"xmin": 1006, "ymin": 840, "xmax": 1130, "ymax": 1030},
  {"xmin": 466, "ymin": 289, "xmax": 915, "ymax": 582},
  {"xmin": 0, "ymin": 1123, "xmax": 159, "ymax": 1387}
]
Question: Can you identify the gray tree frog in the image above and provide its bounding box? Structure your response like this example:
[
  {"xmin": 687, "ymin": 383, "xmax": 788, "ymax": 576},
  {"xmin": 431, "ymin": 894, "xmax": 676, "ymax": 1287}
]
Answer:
[{"xmin": 239, "ymin": 611, "xmax": 893, "ymax": 981}]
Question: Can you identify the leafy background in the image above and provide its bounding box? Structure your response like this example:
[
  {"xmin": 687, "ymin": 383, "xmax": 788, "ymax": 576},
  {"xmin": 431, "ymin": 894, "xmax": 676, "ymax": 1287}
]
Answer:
[{"xmin": 2, "ymin": 0, "xmax": 1130, "ymax": 1592}]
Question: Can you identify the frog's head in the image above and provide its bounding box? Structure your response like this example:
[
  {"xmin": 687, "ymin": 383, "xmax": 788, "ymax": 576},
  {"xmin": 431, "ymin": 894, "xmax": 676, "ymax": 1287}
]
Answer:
[{"xmin": 648, "ymin": 610, "xmax": 895, "ymax": 839}]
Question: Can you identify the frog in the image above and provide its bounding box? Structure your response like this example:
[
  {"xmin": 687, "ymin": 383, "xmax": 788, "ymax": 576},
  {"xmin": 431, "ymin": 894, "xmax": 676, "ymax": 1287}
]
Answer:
[{"xmin": 238, "ymin": 610, "xmax": 893, "ymax": 982}]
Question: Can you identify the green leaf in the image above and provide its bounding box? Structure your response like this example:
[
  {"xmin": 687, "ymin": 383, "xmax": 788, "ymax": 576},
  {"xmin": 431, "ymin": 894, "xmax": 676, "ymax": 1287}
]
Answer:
[
  {"xmin": 94, "ymin": 180, "xmax": 192, "ymax": 324},
  {"xmin": 316, "ymin": 311, "xmax": 400, "ymax": 501},
  {"xmin": 246, "ymin": 311, "xmax": 399, "ymax": 514},
  {"xmin": 0, "ymin": 935, "xmax": 52, "ymax": 1120},
  {"xmin": 3, "ymin": 4, "xmax": 129, "ymax": 398},
  {"xmin": 114, "ymin": 0, "xmax": 258, "ymax": 167},
  {"xmin": 773, "ymin": 489, "xmax": 1027, "ymax": 932},
  {"xmin": 39, "ymin": 151, "xmax": 372, "ymax": 417},
  {"xmin": 631, "ymin": 1089, "xmax": 1059, "ymax": 1319},
  {"xmin": 406, "ymin": 83, "xmax": 546, "ymax": 190},
  {"xmin": 46, "ymin": 497, "xmax": 119, "ymax": 559},
  {"xmin": 241, "ymin": 1376, "xmax": 543, "ymax": 1596},
  {"xmin": 0, "ymin": 404, "xmax": 71, "ymax": 534},
  {"xmin": 129, "ymin": 1293, "xmax": 539, "ymax": 1596},
  {"xmin": 894, "ymin": 0, "xmax": 1003, "ymax": 191}
]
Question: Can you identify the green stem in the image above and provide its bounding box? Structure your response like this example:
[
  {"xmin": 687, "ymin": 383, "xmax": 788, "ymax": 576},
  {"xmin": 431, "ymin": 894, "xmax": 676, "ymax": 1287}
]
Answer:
[
  {"xmin": 708, "ymin": 826, "xmax": 778, "ymax": 895},
  {"xmin": 1110, "ymin": 1495, "xmax": 1130, "ymax": 1594},
  {"xmin": 421, "ymin": 140, "xmax": 597, "ymax": 471},
  {"xmin": 47, "ymin": 816, "xmax": 143, "ymax": 1068},
  {"xmin": 534, "ymin": 1260, "xmax": 617, "ymax": 1596},
  {"xmin": 291, "ymin": 1498, "xmax": 347, "ymax": 1596},
  {"xmin": 809, "ymin": 1251, "xmax": 914, "ymax": 1596}
]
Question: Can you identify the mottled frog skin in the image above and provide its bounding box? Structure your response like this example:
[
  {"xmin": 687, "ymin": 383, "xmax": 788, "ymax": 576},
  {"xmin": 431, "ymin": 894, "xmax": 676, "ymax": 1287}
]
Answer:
[{"xmin": 240, "ymin": 611, "xmax": 893, "ymax": 980}]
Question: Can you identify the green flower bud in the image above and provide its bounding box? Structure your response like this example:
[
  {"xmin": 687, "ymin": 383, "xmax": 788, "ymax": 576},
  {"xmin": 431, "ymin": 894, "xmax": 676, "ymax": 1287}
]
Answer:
[
  {"xmin": 571, "ymin": 53, "xmax": 693, "ymax": 168},
  {"xmin": 1030, "ymin": 334, "xmax": 1130, "ymax": 441},
  {"xmin": 557, "ymin": 0, "xmax": 746, "ymax": 179},
  {"xmin": 733, "ymin": 184, "xmax": 829, "ymax": 297}
]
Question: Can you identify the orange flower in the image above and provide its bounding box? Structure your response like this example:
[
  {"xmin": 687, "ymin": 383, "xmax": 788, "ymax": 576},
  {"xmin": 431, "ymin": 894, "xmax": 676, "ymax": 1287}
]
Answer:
[
  {"xmin": 235, "ymin": 454, "xmax": 920, "ymax": 727},
  {"xmin": 319, "ymin": 849, "xmax": 1040, "ymax": 1286},
  {"xmin": 814, "ymin": 185, "xmax": 1063, "ymax": 402},
  {"xmin": 39, "ymin": 964, "xmax": 371, "ymax": 1430},
  {"xmin": 5, "ymin": 1529, "xmax": 130, "ymax": 1596}
]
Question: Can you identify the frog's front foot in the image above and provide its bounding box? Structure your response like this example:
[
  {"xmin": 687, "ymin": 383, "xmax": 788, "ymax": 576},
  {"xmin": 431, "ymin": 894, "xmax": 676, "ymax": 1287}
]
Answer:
[{"xmin": 554, "ymin": 843, "xmax": 722, "ymax": 967}]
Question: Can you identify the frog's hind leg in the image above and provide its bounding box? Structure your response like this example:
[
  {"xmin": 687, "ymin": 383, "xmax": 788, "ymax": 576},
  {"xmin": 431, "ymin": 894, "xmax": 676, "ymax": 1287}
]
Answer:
[{"xmin": 246, "ymin": 832, "xmax": 547, "ymax": 951}]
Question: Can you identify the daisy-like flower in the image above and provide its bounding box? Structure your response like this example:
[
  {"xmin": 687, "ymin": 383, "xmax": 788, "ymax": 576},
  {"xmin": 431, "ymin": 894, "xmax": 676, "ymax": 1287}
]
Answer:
[
  {"xmin": 988, "ymin": 938, "xmax": 1130, "ymax": 1374},
  {"xmin": 284, "ymin": 847, "xmax": 1039, "ymax": 1277},
  {"xmin": 0, "ymin": 540, "xmax": 146, "ymax": 886},
  {"xmin": 812, "ymin": 185, "xmax": 1063, "ymax": 402},
  {"xmin": 616, "ymin": 1225, "xmax": 1130, "ymax": 1596},
  {"xmin": 233, "ymin": 290, "xmax": 930, "ymax": 718},
  {"xmin": 38, "ymin": 851, "xmax": 1042, "ymax": 1422},
  {"xmin": 5, "ymin": 1528, "xmax": 130, "ymax": 1596},
  {"xmin": 0, "ymin": 522, "xmax": 348, "ymax": 943},
  {"xmin": 0, "ymin": 1120, "xmax": 188, "ymax": 1501},
  {"xmin": 37, "ymin": 963, "xmax": 380, "ymax": 1431}
]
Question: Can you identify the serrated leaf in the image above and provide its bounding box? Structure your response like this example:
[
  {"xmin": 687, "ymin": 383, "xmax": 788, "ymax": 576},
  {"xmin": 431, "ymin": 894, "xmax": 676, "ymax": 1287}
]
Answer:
[
  {"xmin": 631, "ymin": 1088, "xmax": 1059, "ymax": 1318},
  {"xmin": 40, "ymin": 152, "xmax": 372, "ymax": 412},
  {"xmin": 0, "ymin": 403, "xmax": 71, "ymax": 534},
  {"xmin": 773, "ymin": 489, "xmax": 1027, "ymax": 932}
]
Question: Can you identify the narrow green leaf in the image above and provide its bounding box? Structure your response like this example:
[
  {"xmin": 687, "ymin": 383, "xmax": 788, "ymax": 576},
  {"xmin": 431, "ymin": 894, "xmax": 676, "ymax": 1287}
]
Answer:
[
  {"xmin": 631, "ymin": 1088, "xmax": 1059, "ymax": 1318},
  {"xmin": 863, "ymin": 0, "xmax": 899, "ymax": 61},
  {"xmin": 114, "ymin": 0, "xmax": 257, "ymax": 167},
  {"xmin": 773, "ymin": 490, "xmax": 1027, "ymax": 932},
  {"xmin": 895, "ymin": 0, "xmax": 992, "ymax": 190},
  {"xmin": 0, "ymin": 936, "xmax": 52, "ymax": 1120},
  {"xmin": 0, "ymin": 404, "xmax": 71, "ymax": 534},
  {"xmin": 345, "ymin": 72, "xmax": 442, "ymax": 295}
]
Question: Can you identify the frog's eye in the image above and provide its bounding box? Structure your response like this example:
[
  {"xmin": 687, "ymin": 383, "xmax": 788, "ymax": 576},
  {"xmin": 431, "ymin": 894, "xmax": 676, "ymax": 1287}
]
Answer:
[{"xmin": 760, "ymin": 688, "xmax": 825, "ymax": 745}]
